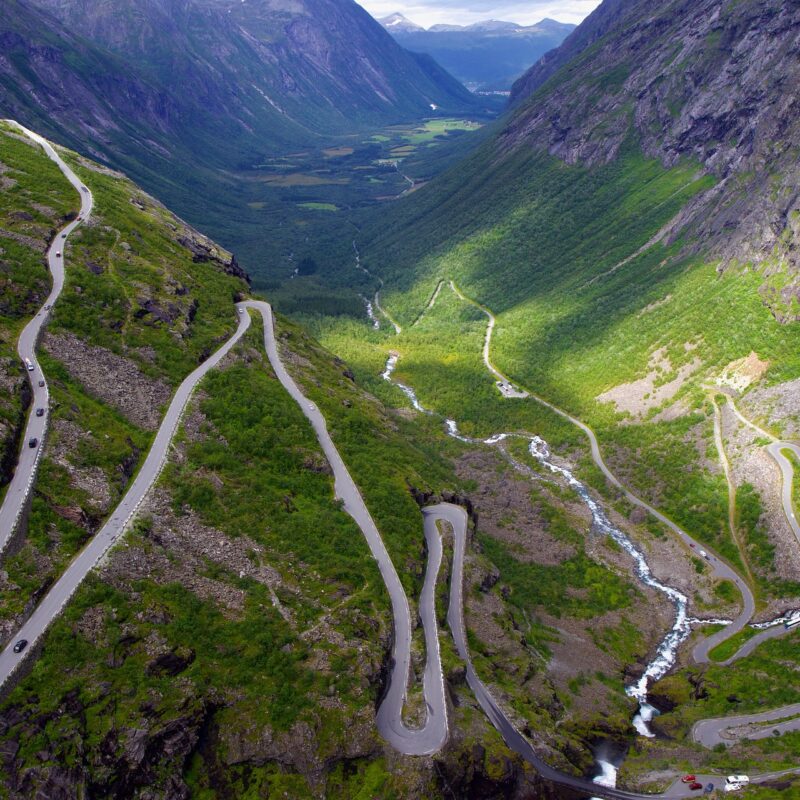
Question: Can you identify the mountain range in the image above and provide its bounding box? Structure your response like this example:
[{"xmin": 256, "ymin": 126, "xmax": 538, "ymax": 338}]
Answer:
[
  {"xmin": 1, "ymin": 0, "xmax": 800, "ymax": 797},
  {"xmin": 0, "ymin": 0, "xmax": 480, "ymax": 244},
  {"xmin": 506, "ymin": 0, "xmax": 800, "ymax": 313},
  {"xmin": 378, "ymin": 13, "xmax": 575, "ymax": 90}
]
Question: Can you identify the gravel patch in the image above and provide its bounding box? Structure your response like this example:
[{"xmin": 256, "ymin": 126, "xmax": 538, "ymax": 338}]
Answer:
[{"xmin": 44, "ymin": 331, "xmax": 171, "ymax": 430}]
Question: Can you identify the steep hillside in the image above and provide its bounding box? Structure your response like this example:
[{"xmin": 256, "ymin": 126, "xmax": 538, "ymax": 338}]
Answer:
[
  {"xmin": 0, "ymin": 122, "xmax": 77, "ymax": 496},
  {"xmin": 380, "ymin": 14, "xmax": 575, "ymax": 90},
  {"xmin": 506, "ymin": 0, "xmax": 800, "ymax": 313},
  {"xmin": 0, "ymin": 126, "xmax": 703, "ymax": 794},
  {"xmin": 0, "ymin": 0, "xmax": 185, "ymax": 172},
  {"xmin": 0, "ymin": 120, "xmax": 249, "ymax": 645},
  {"xmin": 285, "ymin": 2, "xmax": 800, "ymax": 787},
  {"xmin": 336, "ymin": 0, "xmax": 800, "ymax": 625}
]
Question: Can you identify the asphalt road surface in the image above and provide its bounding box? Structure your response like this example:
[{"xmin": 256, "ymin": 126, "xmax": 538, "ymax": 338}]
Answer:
[
  {"xmin": 768, "ymin": 440, "xmax": 800, "ymax": 543},
  {"xmin": 725, "ymin": 396, "xmax": 800, "ymax": 543},
  {"xmin": 663, "ymin": 769, "xmax": 800, "ymax": 797},
  {"xmin": 425, "ymin": 502, "xmax": 744, "ymax": 800},
  {"xmin": 694, "ymin": 703, "xmax": 800, "ymax": 748},
  {"xmin": 716, "ymin": 622, "xmax": 798, "ymax": 665},
  {"xmin": 0, "ymin": 309, "xmax": 251, "ymax": 689},
  {"xmin": 242, "ymin": 300, "xmax": 447, "ymax": 755},
  {"xmin": 0, "ymin": 121, "xmax": 93, "ymax": 558}
]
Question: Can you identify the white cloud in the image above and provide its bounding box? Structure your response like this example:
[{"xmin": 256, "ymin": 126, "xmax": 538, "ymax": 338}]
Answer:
[{"xmin": 357, "ymin": 0, "xmax": 601, "ymax": 28}]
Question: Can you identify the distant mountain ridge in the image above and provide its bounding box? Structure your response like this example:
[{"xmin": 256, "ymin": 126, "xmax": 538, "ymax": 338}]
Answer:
[
  {"xmin": 22, "ymin": 0, "xmax": 477, "ymax": 129},
  {"xmin": 0, "ymin": 0, "xmax": 479, "ymax": 188},
  {"xmin": 380, "ymin": 12, "xmax": 424, "ymax": 32},
  {"xmin": 378, "ymin": 12, "xmax": 574, "ymax": 90},
  {"xmin": 0, "ymin": 0, "xmax": 481, "ymax": 284},
  {"xmin": 504, "ymin": 0, "xmax": 800, "ymax": 310}
]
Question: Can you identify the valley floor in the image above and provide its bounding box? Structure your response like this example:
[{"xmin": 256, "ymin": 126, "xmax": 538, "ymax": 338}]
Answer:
[{"xmin": 2, "ymin": 115, "xmax": 800, "ymax": 798}]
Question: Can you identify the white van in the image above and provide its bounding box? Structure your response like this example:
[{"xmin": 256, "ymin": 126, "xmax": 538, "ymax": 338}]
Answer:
[
  {"xmin": 24, "ymin": 358, "xmax": 34, "ymax": 372},
  {"xmin": 725, "ymin": 775, "xmax": 750, "ymax": 792}
]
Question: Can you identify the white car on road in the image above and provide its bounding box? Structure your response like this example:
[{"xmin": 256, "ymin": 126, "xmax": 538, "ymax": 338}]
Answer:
[{"xmin": 725, "ymin": 775, "xmax": 750, "ymax": 792}]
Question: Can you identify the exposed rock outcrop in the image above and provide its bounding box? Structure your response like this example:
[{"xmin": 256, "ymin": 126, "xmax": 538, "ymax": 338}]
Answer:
[
  {"xmin": 43, "ymin": 332, "xmax": 171, "ymax": 430},
  {"xmin": 506, "ymin": 0, "xmax": 800, "ymax": 319}
]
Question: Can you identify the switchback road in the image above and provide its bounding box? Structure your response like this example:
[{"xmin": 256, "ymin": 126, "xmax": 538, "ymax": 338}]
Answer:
[
  {"xmin": 243, "ymin": 300, "xmax": 447, "ymax": 756},
  {"xmin": 0, "ymin": 121, "xmax": 93, "ymax": 558},
  {"xmin": 2, "ymin": 129, "xmax": 795, "ymax": 796},
  {"xmin": 694, "ymin": 703, "xmax": 800, "ymax": 749},
  {"xmin": 725, "ymin": 396, "xmax": 800, "ymax": 543},
  {"xmin": 0, "ymin": 309, "xmax": 251, "ymax": 688}
]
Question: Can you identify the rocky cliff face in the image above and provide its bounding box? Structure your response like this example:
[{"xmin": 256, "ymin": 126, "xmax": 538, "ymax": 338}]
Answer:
[
  {"xmin": 505, "ymin": 0, "xmax": 800, "ymax": 319},
  {"xmin": 0, "ymin": 0, "xmax": 177, "ymax": 160},
  {"xmin": 16, "ymin": 0, "xmax": 476, "ymax": 143}
]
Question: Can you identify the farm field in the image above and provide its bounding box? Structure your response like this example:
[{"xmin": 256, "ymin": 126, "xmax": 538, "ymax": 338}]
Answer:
[{"xmin": 212, "ymin": 115, "xmax": 492, "ymax": 297}]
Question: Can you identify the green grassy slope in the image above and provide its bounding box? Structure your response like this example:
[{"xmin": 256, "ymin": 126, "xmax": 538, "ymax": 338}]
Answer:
[
  {"xmin": 0, "ymin": 312, "xmax": 559, "ymax": 797},
  {"xmin": 341, "ymin": 133, "xmax": 800, "ymax": 600},
  {"xmin": 0, "ymin": 124, "xmax": 693, "ymax": 790},
  {"xmin": 0, "ymin": 123, "xmax": 249, "ymax": 638}
]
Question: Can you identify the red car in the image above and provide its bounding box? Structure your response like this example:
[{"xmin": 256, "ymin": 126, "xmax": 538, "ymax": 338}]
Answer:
[
  {"xmin": 681, "ymin": 776, "xmax": 697, "ymax": 783},
  {"xmin": 689, "ymin": 783, "xmax": 703, "ymax": 791}
]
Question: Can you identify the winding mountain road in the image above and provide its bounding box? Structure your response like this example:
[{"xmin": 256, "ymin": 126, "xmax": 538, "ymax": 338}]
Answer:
[
  {"xmin": 725, "ymin": 395, "xmax": 800, "ymax": 543},
  {"xmin": 443, "ymin": 282, "xmax": 755, "ymax": 661},
  {"xmin": 694, "ymin": 703, "xmax": 800, "ymax": 749},
  {"xmin": 391, "ymin": 279, "xmax": 800, "ymax": 783},
  {"xmin": 3, "ymin": 129, "xmax": 797, "ymax": 794},
  {"xmin": 0, "ymin": 308, "xmax": 251, "ymax": 688},
  {"xmin": 426, "ymin": 504, "xmax": 796, "ymax": 799},
  {"xmin": 243, "ymin": 300, "xmax": 446, "ymax": 756},
  {"xmin": 0, "ymin": 121, "xmax": 93, "ymax": 559}
]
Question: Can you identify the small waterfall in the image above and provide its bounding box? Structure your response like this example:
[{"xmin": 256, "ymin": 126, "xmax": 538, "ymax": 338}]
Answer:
[{"xmin": 381, "ymin": 353, "xmax": 701, "ymax": 734}]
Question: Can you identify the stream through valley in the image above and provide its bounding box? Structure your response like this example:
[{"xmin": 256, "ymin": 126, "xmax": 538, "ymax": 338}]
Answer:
[{"xmin": 380, "ymin": 352, "xmax": 711, "ymax": 787}]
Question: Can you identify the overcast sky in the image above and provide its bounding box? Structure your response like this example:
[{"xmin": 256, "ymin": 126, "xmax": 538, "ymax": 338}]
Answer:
[{"xmin": 357, "ymin": 0, "xmax": 601, "ymax": 28}]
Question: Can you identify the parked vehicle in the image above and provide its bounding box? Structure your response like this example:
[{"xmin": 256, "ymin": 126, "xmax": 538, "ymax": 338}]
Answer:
[
  {"xmin": 704, "ymin": 784, "xmax": 715, "ymax": 794},
  {"xmin": 682, "ymin": 776, "xmax": 697, "ymax": 784},
  {"xmin": 725, "ymin": 775, "xmax": 750, "ymax": 792},
  {"xmin": 12, "ymin": 639, "xmax": 27, "ymax": 653},
  {"xmin": 36, "ymin": 408, "xmax": 44, "ymax": 417},
  {"xmin": 28, "ymin": 437, "xmax": 38, "ymax": 448},
  {"xmin": 785, "ymin": 615, "xmax": 800, "ymax": 629},
  {"xmin": 689, "ymin": 783, "xmax": 703, "ymax": 791}
]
